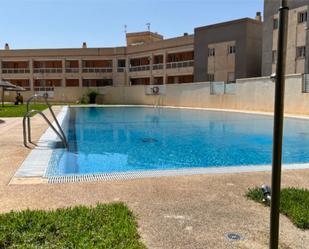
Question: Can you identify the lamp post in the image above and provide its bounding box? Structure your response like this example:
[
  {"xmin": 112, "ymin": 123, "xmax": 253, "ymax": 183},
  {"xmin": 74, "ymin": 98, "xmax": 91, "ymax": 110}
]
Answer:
[{"xmin": 270, "ymin": 0, "xmax": 289, "ymax": 248}]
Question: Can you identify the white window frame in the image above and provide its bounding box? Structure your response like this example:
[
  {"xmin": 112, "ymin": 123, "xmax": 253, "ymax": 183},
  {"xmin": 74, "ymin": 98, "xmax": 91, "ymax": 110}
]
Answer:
[
  {"xmin": 272, "ymin": 50, "xmax": 277, "ymax": 64},
  {"xmin": 208, "ymin": 48, "xmax": 215, "ymax": 57},
  {"xmin": 298, "ymin": 11, "xmax": 308, "ymax": 24},
  {"xmin": 228, "ymin": 45, "xmax": 236, "ymax": 55},
  {"xmin": 207, "ymin": 73, "xmax": 214, "ymax": 82},
  {"xmin": 273, "ymin": 18, "xmax": 278, "ymax": 29},
  {"xmin": 296, "ymin": 46, "xmax": 306, "ymax": 59}
]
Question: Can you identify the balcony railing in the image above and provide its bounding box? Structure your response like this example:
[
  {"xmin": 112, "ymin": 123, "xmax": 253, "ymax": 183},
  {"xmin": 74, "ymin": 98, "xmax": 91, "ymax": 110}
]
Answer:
[
  {"xmin": 166, "ymin": 60, "xmax": 194, "ymax": 69},
  {"xmin": 117, "ymin": 67, "xmax": 126, "ymax": 73},
  {"xmin": 129, "ymin": 65, "xmax": 150, "ymax": 72},
  {"xmin": 34, "ymin": 87, "xmax": 55, "ymax": 92},
  {"xmin": 34, "ymin": 68, "xmax": 62, "ymax": 73},
  {"xmin": 82, "ymin": 67, "xmax": 113, "ymax": 73},
  {"xmin": 152, "ymin": 64, "xmax": 164, "ymax": 70},
  {"xmin": 65, "ymin": 68, "xmax": 80, "ymax": 73},
  {"xmin": 2, "ymin": 68, "xmax": 30, "ymax": 74}
]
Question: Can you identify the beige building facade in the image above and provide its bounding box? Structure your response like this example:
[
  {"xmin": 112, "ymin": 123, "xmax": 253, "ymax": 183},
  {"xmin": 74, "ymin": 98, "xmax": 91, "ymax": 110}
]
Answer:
[
  {"xmin": 0, "ymin": 14, "xmax": 264, "ymax": 102},
  {"xmin": 262, "ymin": 0, "xmax": 309, "ymax": 76},
  {"xmin": 0, "ymin": 32, "xmax": 194, "ymax": 94}
]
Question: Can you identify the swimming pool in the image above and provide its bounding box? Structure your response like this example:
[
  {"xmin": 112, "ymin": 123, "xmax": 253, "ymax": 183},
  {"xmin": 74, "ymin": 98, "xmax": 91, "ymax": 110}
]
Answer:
[{"xmin": 45, "ymin": 106, "xmax": 309, "ymax": 178}]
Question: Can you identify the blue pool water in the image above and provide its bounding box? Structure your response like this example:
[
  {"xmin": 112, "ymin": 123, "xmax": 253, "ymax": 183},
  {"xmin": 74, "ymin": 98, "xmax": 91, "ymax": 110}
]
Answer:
[{"xmin": 46, "ymin": 107, "xmax": 309, "ymax": 176}]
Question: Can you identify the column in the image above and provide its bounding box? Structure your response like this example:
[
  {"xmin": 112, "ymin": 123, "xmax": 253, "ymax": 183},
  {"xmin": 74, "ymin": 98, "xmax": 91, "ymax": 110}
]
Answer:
[
  {"xmin": 61, "ymin": 59, "xmax": 66, "ymax": 87},
  {"xmin": 126, "ymin": 57, "xmax": 130, "ymax": 86},
  {"xmin": 29, "ymin": 59, "xmax": 34, "ymax": 91},
  {"xmin": 163, "ymin": 52, "xmax": 167, "ymax": 84},
  {"xmin": 150, "ymin": 54, "xmax": 154, "ymax": 85}
]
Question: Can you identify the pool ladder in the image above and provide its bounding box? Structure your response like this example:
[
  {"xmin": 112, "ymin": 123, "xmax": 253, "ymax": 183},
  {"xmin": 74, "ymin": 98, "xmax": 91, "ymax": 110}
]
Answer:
[
  {"xmin": 153, "ymin": 95, "xmax": 164, "ymax": 108},
  {"xmin": 23, "ymin": 94, "xmax": 69, "ymax": 149}
]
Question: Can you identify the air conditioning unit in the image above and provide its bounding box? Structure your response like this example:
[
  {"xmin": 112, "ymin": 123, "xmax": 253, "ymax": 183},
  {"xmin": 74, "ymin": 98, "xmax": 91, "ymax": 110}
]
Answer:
[{"xmin": 145, "ymin": 85, "xmax": 166, "ymax": 95}]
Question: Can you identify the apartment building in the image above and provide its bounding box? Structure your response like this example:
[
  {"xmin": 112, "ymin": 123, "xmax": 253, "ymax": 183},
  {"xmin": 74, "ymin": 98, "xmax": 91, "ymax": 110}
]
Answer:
[
  {"xmin": 0, "ymin": 14, "xmax": 264, "ymax": 101},
  {"xmin": 194, "ymin": 16, "xmax": 263, "ymax": 83},
  {"xmin": 0, "ymin": 31, "xmax": 193, "ymax": 93},
  {"xmin": 262, "ymin": 0, "xmax": 309, "ymax": 76}
]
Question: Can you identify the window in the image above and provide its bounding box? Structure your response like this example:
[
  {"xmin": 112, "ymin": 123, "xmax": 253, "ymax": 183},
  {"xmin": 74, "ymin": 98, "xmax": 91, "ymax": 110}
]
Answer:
[
  {"xmin": 297, "ymin": 46, "xmax": 306, "ymax": 59},
  {"xmin": 117, "ymin": 59, "xmax": 126, "ymax": 68},
  {"xmin": 227, "ymin": 72, "xmax": 235, "ymax": 83},
  {"xmin": 228, "ymin": 45, "xmax": 236, "ymax": 54},
  {"xmin": 298, "ymin": 11, "xmax": 308, "ymax": 23},
  {"xmin": 272, "ymin": 50, "xmax": 277, "ymax": 63},
  {"xmin": 208, "ymin": 48, "xmax": 215, "ymax": 57},
  {"xmin": 273, "ymin": 18, "xmax": 278, "ymax": 29},
  {"xmin": 207, "ymin": 73, "xmax": 214, "ymax": 82}
]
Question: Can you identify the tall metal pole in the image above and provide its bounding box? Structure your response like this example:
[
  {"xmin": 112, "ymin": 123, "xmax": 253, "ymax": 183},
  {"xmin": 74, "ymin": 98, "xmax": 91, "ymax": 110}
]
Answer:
[{"xmin": 270, "ymin": 0, "xmax": 289, "ymax": 248}]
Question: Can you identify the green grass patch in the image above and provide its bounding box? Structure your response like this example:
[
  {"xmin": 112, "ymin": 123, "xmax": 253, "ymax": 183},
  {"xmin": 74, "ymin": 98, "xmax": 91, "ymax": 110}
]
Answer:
[
  {"xmin": 246, "ymin": 187, "xmax": 309, "ymax": 229},
  {"xmin": 0, "ymin": 203, "xmax": 146, "ymax": 249},
  {"xmin": 0, "ymin": 104, "xmax": 47, "ymax": 117}
]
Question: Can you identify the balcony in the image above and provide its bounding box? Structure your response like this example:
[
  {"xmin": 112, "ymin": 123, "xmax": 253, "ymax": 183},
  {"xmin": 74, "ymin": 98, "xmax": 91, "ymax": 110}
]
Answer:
[
  {"xmin": 152, "ymin": 64, "xmax": 164, "ymax": 70},
  {"xmin": 166, "ymin": 60, "xmax": 194, "ymax": 69},
  {"xmin": 65, "ymin": 68, "xmax": 80, "ymax": 73},
  {"xmin": 82, "ymin": 67, "xmax": 112, "ymax": 73},
  {"xmin": 34, "ymin": 86, "xmax": 54, "ymax": 92},
  {"xmin": 129, "ymin": 65, "xmax": 150, "ymax": 72},
  {"xmin": 2, "ymin": 68, "xmax": 30, "ymax": 74},
  {"xmin": 117, "ymin": 67, "xmax": 126, "ymax": 73},
  {"xmin": 34, "ymin": 68, "xmax": 62, "ymax": 74}
]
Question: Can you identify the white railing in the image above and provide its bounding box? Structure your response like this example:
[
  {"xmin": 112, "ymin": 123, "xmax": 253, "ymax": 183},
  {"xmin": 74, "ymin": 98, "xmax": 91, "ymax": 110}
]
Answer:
[
  {"xmin": 34, "ymin": 68, "xmax": 62, "ymax": 73},
  {"xmin": 117, "ymin": 67, "xmax": 126, "ymax": 73},
  {"xmin": 303, "ymin": 74, "xmax": 309, "ymax": 93},
  {"xmin": 129, "ymin": 65, "xmax": 150, "ymax": 72},
  {"xmin": 34, "ymin": 87, "xmax": 55, "ymax": 92},
  {"xmin": 152, "ymin": 64, "xmax": 164, "ymax": 70},
  {"xmin": 166, "ymin": 60, "xmax": 194, "ymax": 69},
  {"xmin": 65, "ymin": 68, "xmax": 80, "ymax": 73},
  {"xmin": 2, "ymin": 68, "xmax": 30, "ymax": 74},
  {"xmin": 82, "ymin": 67, "xmax": 113, "ymax": 73}
]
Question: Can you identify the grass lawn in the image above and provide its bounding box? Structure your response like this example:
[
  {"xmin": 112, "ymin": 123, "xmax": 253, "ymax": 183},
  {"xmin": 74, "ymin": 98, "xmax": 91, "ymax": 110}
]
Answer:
[
  {"xmin": 0, "ymin": 104, "xmax": 47, "ymax": 117},
  {"xmin": 246, "ymin": 187, "xmax": 309, "ymax": 229},
  {"xmin": 0, "ymin": 203, "xmax": 146, "ymax": 249}
]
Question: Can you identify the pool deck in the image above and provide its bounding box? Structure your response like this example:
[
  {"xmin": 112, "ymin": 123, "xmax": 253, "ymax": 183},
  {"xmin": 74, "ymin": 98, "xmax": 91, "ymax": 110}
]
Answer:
[{"xmin": 0, "ymin": 106, "xmax": 308, "ymax": 249}]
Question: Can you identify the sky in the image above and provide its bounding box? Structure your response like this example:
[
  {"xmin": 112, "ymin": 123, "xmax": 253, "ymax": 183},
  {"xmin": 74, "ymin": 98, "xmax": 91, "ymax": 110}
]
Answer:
[{"xmin": 0, "ymin": 0, "xmax": 263, "ymax": 49}]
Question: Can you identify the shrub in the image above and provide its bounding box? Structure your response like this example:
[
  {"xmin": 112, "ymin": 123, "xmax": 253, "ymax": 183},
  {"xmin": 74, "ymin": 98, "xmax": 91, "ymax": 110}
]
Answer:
[{"xmin": 87, "ymin": 90, "xmax": 99, "ymax": 104}]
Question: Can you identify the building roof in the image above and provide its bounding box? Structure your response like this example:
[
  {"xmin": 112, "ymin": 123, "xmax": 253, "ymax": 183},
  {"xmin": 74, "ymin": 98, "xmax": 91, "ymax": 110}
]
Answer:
[{"xmin": 195, "ymin": 18, "xmax": 262, "ymax": 32}]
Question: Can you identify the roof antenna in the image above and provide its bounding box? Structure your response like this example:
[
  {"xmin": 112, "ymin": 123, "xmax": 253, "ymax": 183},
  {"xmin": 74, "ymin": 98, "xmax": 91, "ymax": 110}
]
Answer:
[
  {"xmin": 146, "ymin": 23, "xmax": 151, "ymax": 31},
  {"xmin": 124, "ymin": 24, "xmax": 127, "ymax": 34}
]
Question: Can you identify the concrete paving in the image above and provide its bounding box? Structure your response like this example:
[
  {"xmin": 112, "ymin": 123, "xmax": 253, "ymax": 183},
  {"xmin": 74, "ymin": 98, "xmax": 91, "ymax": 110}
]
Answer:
[{"xmin": 0, "ymin": 106, "xmax": 308, "ymax": 249}]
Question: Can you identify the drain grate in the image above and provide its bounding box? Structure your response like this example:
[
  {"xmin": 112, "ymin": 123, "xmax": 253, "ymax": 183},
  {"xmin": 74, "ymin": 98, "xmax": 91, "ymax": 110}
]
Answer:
[
  {"xmin": 226, "ymin": 233, "xmax": 242, "ymax": 241},
  {"xmin": 141, "ymin": 137, "xmax": 158, "ymax": 143}
]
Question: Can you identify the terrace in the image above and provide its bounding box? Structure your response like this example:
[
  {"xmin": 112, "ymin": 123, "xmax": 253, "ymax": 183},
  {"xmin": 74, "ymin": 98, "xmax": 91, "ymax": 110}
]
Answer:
[
  {"xmin": 82, "ymin": 60, "xmax": 113, "ymax": 73},
  {"xmin": 1, "ymin": 61, "xmax": 30, "ymax": 74}
]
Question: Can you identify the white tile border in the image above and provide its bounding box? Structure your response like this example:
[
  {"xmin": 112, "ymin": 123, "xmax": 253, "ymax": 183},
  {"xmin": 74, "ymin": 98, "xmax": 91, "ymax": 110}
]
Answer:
[
  {"xmin": 13, "ymin": 105, "xmax": 309, "ymax": 183},
  {"xmin": 69, "ymin": 104, "xmax": 309, "ymax": 120},
  {"xmin": 14, "ymin": 106, "xmax": 68, "ymax": 177}
]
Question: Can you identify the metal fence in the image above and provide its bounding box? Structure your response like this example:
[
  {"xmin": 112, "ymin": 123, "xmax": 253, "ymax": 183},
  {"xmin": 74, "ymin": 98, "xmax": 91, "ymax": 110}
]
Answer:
[
  {"xmin": 210, "ymin": 82, "xmax": 236, "ymax": 95},
  {"xmin": 302, "ymin": 74, "xmax": 309, "ymax": 93}
]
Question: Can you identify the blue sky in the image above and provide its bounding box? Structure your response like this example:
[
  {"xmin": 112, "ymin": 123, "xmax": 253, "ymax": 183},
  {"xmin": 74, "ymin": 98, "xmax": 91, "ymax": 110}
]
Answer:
[{"xmin": 0, "ymin": 0, "xmax": 263, "ymax": 49}]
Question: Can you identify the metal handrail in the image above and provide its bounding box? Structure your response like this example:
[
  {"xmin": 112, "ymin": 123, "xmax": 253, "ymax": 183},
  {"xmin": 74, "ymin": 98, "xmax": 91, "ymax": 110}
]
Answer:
[
  {"xmin": 23, "ymin": 110, "xmax": 67, "ymax": 148},
  {"xmin": 24, "ymin": 94, "xmax": 68, "ymax": 149}
]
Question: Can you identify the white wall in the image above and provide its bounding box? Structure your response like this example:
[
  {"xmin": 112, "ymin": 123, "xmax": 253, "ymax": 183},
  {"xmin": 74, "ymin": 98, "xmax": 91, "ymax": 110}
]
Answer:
[
  {"xmin": 3, "ymin": 74, "xmax": 309, "ymax": 115},
  {"xmin": 102, "ymin": 74, "xmax": 309, "ymax": 115}
]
